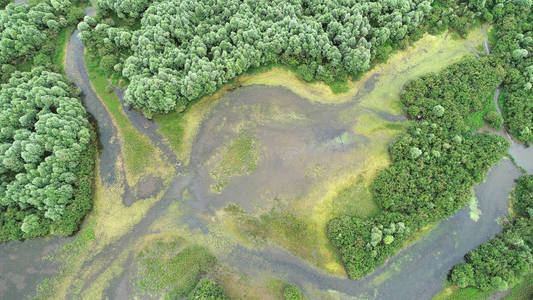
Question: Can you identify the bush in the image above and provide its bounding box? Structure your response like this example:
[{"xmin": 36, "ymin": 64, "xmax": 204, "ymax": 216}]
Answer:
[
  {"xmin": 484, "ymin": 110, "xmax": 503, "ymax": 129},
  {"xmin": 189, "ymin": 278, "xmax": 229, "ymax": 300},
  {"xmin": 283, "ymin": 284, "xmax": 303, "ymax": 300}
]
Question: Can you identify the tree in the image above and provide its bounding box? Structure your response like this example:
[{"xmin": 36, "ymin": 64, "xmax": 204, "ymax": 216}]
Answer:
[{"xmin": 0, "ymin": 68, "xmax": 95, "ymax": 242}]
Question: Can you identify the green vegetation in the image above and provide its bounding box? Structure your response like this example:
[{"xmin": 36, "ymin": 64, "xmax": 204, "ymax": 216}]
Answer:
[
  {"xmin": 0, "ymin": 68, "xmax": 96, "ymax": 241},
  {"xmin": 209, "ymin": 131, "xmax": 260, "ymax": 193},
  {"xmin": 465, "ymin": 95, "xmax": 500, "ymax": 130},
  {"xmin": 432, "ymin": 285, "xmax": 492, "ymax": 300},
  {"xmin": 136, "ymin": 237, "xmax": 216, "ymax": 299},
  {"xmin": 189, "ymin": 278, "xmax": 230, "ymax": 300},
  {"xmin": 84, "ymin": 52, "xmax": 162, "ymax": 178},
  {"xmin": 450, "ymin": 175, "xmax": 533, "ymax": 293},
  {"xmin": 488, "ymin": 3, "xmax": 533, "ymax": 143},
  {"xmin": 33, "ymin": 225, "xmax": 96, "ymax": 300},
  {"xmin": 224, "ymin": 203, "xmax": 312, "ymax": 252},
  {"xmin": 52, "ymin": 26, "xmax": 75, "ymax": 71},
  {"xmin": 504, "ymin": 274, "xmax": 533, "ymax": 300},
  {"xmin": 77, "ymin": 0, "xmax": 489, "ymax": 117},
  {"xmin": 0, "ymin": 0, "xmax": 9, "ymax": 10},
  {"xmin": 327, "ymin": 58, "xmax": 509, "ymax": 279},
  {"xmin": 0, "ymin": 0, "xmax": 85, "ymax": 82},
  {"xmin": 283, "ymin": 284, "xmax": 304, "ymax": 300}
]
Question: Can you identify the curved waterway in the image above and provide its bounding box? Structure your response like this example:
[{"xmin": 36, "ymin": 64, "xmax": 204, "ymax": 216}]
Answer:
[{"xmin": 1, "ymin": 15, "xmax": 532, "ymax": 300}]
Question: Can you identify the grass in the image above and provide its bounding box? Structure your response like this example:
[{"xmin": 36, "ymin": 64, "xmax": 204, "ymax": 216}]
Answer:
[
  {"xmin": 328, "ymin": 174, "xmax": 381, "ymax": 218},
  {"xmin": 208, "ymin": 131, "xmax": 261, "ymax": 193},
  {"xmin": 84, "ymin": 51, "xmax": 167, "ymax": 184},
  {"xmin": 465, "ymin": 94, "xmax": 499, "ymax": 130},
  {"xmin": 504, "ymin": 274, "xmax": 533, "ymax": 300},
  {"xmin": 224, "ymin": 202, "xmax": 312, "ymax": 251},
  {"xmin": 154, "ymin": 82, "xmax": 234, "ymax": 165},
  {"xmin": 136, "ymin": 237, "xmax": 216, "ymax": 298},
  {"xmin": 33, "ymin": 224, "xmax": 97, "ymax": 300},
  {"xmin": 52, "ymin": 26, "xmax": 74, "ymax": 71},
  {"xmin": 433, "ymin": 285, "xmax": 492, "ymax": 300}
]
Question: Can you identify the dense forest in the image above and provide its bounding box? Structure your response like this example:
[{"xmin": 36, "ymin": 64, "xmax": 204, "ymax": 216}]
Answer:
[
  {"xmin": 0, "ymin": 0, "xmax": 94, "ymax": 242},
  {"xmin": 0, "ymin": 0, "xmax": 85, "ymax": 82},
  {"xmin": 78, "ymin": 0, "xmax": 494, "ymax": 117},
  {"xmin": 489, "ymin": 3, "xmax": 533, "ymax": 143},
  {"xmin": 450, "ymin": 175, "xmax": 533, "ymax": 292},
  {"xmin": 327, "ymin": 58, "xmax": 509, "ymax": 278},
  {"xmin": 0, "ymin": 68, "xmax": 95, "ymax": 241}
]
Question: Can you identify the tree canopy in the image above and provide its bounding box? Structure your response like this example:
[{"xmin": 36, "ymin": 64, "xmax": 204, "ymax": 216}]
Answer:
[
  {"xmin": 0, "ymin": 68, "xmax": 95, "ymax": 241},
  {"xmin": 80, "ymin": 0, "xmax": 436, "ymax": 117},
  {"xmin": 0, "ymin": 0, "xmax": 85, "ymax": 82},
  {"xmin": 489, "ymin": 2, "xmax": 533, "ymax": 143}
]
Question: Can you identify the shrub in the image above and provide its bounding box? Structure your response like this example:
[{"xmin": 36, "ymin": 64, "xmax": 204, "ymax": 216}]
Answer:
[
  {"xmin": 484, "ymin": 110, "xmax": 503, "ymax": 129},
  {"xmin": 189, "ymin": 278, "xmax": 229, "ymax": 300},
  {"xmin": 283, "ymin": 284, "xmax": 303, "ymax": 300}
]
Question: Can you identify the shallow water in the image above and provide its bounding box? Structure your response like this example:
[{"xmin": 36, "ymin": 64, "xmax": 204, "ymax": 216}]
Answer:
[{"xmin": 219, "ymin": 158, "xmax": 524, "ymax": 299}]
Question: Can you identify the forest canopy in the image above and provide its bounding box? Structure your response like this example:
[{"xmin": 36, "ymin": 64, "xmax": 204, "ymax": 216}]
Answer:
[
  {"xmin": 0, "ymin": 0, "xmax": 85, "ymax": 82},
  {"xmin": 80, "ymin": 0, "xmax": 438, "ymax": 116},
  {"xmin": 0, "ymin": 68, "xmax": 95, "ymax": 241}
]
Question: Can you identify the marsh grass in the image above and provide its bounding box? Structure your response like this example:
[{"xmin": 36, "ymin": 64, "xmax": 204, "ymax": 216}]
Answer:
[
  {"xmin": 504, "ymin": 274, "xmax": 533, "ymax": 300},
  {"xmin": 84, "ymin": 51, "xmax": 168, "ymax": 183},
  {"xmin": 53, "ymin": 26, "xmax": 74, "ymax": 72},
  {"xmin": 136, "ymin": 238, "xmax": 216, "ymax": 298},
  {"xmin": 224, "ymin": 202, "xmax": 318, "ymax": 266},
  {"xmin": 433, "ymin": 285, "xmax": 492, "ymax": 300},
  {"xmin": 209, "ymin": 131, "xmax": 261, "ymax": 193}
]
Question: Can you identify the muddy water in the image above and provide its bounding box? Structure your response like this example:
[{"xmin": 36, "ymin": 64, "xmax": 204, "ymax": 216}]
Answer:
[
  {"xmin": 0, "ymin": 237, "xmax": 69, "ymax": 299},
  {"xmin": 220, "ymin": 157, "xmax": 524, "ymax": 300},
  {"xmin": 187, "ymin": 85, "xmax": 364, "ymax": 214}
]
